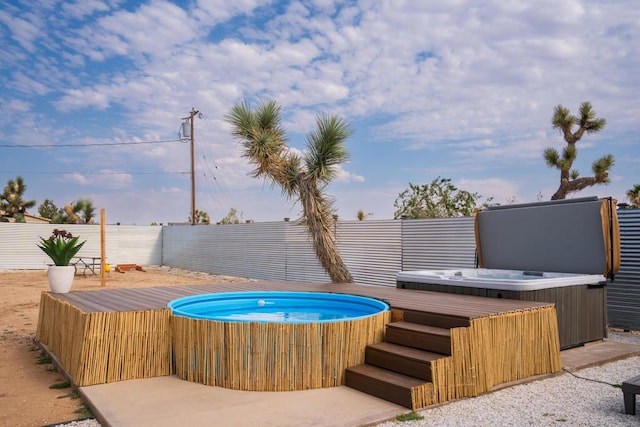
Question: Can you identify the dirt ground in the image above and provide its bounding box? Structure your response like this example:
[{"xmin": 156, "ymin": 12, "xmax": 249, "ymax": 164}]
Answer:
[{"xmin": 0, "ymin": 266, "xmax": 249, "ymax": 427}]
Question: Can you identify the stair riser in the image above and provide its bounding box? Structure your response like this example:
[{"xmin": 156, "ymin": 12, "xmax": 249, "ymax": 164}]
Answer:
[
  {"xmin": 385, "ymin": 328, "xmax": 451, "ymax": 355},
  {"xmin": 365, "ymin": 348, "xmax": 432, "ymax": 380},
  {"xmin": 345, "ymin": 369, "xmax": 414, "ymax": 408}
]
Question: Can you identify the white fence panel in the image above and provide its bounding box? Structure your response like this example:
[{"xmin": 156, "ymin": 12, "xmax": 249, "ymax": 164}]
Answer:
[{"xmin": 0, "ymin": 223, "xmax": 162, "ymax": 269}]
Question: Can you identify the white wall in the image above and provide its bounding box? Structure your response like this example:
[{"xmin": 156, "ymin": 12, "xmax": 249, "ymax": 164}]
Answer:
[{"xmin": 0, "ymin": 223, "xmax": 162, "ymax": 269}]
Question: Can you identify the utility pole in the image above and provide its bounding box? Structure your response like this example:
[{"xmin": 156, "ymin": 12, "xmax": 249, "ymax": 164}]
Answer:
[{"xmin": 182, "ymin": 108, "xmax": 200, "ymax": 225}]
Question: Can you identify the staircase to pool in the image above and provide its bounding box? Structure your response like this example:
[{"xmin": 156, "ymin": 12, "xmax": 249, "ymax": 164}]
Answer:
[{"xmin": 344, "ymin": 310, "xmax": 470, "ymax": 409}]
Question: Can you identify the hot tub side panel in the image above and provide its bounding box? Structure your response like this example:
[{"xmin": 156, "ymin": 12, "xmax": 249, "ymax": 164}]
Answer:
[
  {"xmin": 398, "ymin": 281, "xmax": 487, "ymax": 296},
  {"xmin": 487, "ymin": 284, "xmax": 607, "ymax": 350},
  {"xmin": 397, "ymin": 280, "xmax": 607, "ymax": 349}
]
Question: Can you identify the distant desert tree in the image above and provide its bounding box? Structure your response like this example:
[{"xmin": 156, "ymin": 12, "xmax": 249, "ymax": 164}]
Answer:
[
  {"xmin": 189, "ymin": 210, "xmax": 210, "ymax": 224},
  {"xmin": 218, "ymin": 208, "xmax": 240, "ymax": 225},
  {"xmin": 394, "ymin": 177, "xmax": 489, "ymax": 219},
  {"xmin": 356, "ymin": 209, "xmax": 373, "ymax": 220},
  {"xmin": 544, "ymin": 102, "xmax": 614, "ymax": 200},
  {"xmin": 627, "ymin": 184, "xmax": 640, "ymax": 208},
  {"xmin": 226, "ymin": 100, "xmax": 353, "ymax": 283},
  {"xmin": 38, "ymin": 199, "xmax": 59, "ymax": 219},
  {"xmin": 0, "ymin": 176, "xmax": 36, "ymax": 222}
]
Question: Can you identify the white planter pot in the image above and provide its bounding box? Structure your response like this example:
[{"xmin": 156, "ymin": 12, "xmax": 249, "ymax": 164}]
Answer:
[{"xmin": 47, "ymin": 265, "xmax": 75, "ymax": 293}]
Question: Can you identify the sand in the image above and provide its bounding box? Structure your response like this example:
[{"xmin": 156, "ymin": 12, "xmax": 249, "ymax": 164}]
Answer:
[{"xmin": 0, "ymin": 266, "xmax": 248, "ymax": 427}]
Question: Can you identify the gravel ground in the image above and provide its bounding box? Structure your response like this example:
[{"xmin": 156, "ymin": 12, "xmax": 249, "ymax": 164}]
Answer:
[
  {"xmin": 54, "ymin": 332, "xmax": 640, "ymax": 427},
  {"xmin": 52, "ymin": 421, "xmax": 100, "ymax": 427},
  {"xmin": 378, "ymin": 331, "xmax": 640, "ymax": 427}
]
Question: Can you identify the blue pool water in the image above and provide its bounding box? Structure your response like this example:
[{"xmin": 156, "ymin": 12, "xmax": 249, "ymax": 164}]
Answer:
[{"xmin": 167, "ymin": 291, "xmax": 389, "ymax": 323}]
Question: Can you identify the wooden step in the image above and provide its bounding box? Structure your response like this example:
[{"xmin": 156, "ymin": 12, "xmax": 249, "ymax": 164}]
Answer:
[
  {"xmin": 385, "ymin": 322, "xmax": 451, "ymax": 355},
  {"xmin": 401, "ymin": 309, "xmax": 470, "ymax": 329},
  {"xmin": 345, "ymin": 364, "xmax": 427, "ymax": 408},
  {"xmin": 366, "ymin": 342, "xmax": 444, "ymax": 380}
]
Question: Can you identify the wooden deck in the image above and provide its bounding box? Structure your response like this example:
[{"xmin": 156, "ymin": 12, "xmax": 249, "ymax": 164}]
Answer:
[
  {"xmin": 37, "ymin": 280, "xmax": 562, "ymax": 410},
  {"xmin": 50, "ymin": 279, "xmax": 553, "ymax": 317}
]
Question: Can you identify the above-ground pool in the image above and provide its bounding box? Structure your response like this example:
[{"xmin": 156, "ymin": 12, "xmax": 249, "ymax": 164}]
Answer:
[
  {"xmin": 168, "ymin": 291, "xmax": 389, "ymax": 323},
  {"xmin": 168, "ymin": 291, "xmax": 390, "ymax": 391},
  {"xmin": 397, "ymin": 268, "xmax": 607, "ymax": 349}
]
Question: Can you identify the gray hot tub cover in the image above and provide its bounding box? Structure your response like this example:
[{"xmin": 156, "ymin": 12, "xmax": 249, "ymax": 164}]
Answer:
[{"xmin": 474, "ymin": 197, "xmax": 620, "ymax": 278}]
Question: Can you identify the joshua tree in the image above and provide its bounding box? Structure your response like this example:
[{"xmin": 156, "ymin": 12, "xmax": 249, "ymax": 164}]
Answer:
[
  {"xmin": 0, "ymin": 176, "xmax": 36, "ymax": 222},
  {"xmin": 57, "ymin": 199, "xmax": 96, "ymax": 224},
  {"xmin": 226, "ymin": 100, "xmax": 353, "ymax": 283},
  {"xmin": 626, "ymin": 184, "xmax": 640, "ymax": 208},
  {"xmin": 544, "ymin": 102, "xmax": 614, "ymax": 200}
]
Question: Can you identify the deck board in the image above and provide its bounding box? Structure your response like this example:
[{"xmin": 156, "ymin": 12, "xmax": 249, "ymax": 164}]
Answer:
[{"xmin": 51, "ymin": 280, "xmax": 552, "ymax": 318}]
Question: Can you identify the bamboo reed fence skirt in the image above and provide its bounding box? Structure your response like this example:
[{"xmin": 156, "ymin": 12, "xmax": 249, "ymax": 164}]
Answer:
[{"xmin": 36, "ymin": 280, "xmax": 562, "ymax": 405}]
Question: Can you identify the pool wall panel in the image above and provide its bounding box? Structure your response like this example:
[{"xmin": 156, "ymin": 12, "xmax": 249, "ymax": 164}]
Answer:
[
  {"xmin": 171, "ymin": 310, "xmax": 391, "ymax": 391},
  {"xmin": 36, "ymin": 293, "xmax": 174, "ymax": 386}
]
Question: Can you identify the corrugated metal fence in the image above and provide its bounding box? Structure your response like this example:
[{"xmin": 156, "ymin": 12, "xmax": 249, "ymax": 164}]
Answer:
[
  {"xmin": 608, "ymin": 209, "xmax": 640, "ymax": 330},
  {"xmin": 1, "ymin": 213, "xmax": 638, "ymax": 329},
  {"xmin": 401, "ymin": 217, "xmax": 476, "ymax": 270},
  {"xmin": 162, "ymin": 221, "xmax": 331, "ymax": 283},
  {"xmin": 162, "ymin": 218, "xmax": 474, "ymax": 287}
]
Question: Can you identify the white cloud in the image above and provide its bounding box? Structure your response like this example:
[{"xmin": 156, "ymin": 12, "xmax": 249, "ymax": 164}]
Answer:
[
  {"xmin": 1, "ymin": 99, "xmax": 30, "ymax": 114},
  {"xmin": 334, "ymin": 165, "xmax": 364, "ymax": 183},
  {"xmin": 10, "ymin": 71, "xmax": 50, "ymax": 96},
  {"xmin": 61, "ymin": 0, "xmax": 110, "ymax": 19},
  {"xmin": 91, "ymin": 1, "xmax": 198, "ymax": 57},
  {"xmin": 194, "ymin": 0, "xmax": 264, "ymax": 26},
  {"xmin": 0, "ymin": 9, "xmax": 41, "ymax": 52},
  {"xmin": 56, "ymin": 88, "xmax": 111, "ymax": 110},
  {"xmin": 94, "ymin": 170, "xmax": 133, "ymax": 189},
  {"xmin": 457, "ymin": 177, "xmax": 520, "ymax": 205},
  {"xmin": 64, "ymin": 173, "xmax": 90, "ymax": 185},
  {"xmin": 2, "ymin": 0, "xmax": 638, "ymax": 224}
]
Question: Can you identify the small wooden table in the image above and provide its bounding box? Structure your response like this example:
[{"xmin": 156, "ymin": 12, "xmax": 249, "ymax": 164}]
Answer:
[
  {"xmin": 622, "ymin": 374, "xmax": 640, "ymax": 415},
  {"xmin": 72, "ymin": 257, "xmax": 101, "ymax": 277}
]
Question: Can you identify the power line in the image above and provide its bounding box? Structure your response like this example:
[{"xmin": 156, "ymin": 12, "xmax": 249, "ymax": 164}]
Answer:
[
  {"xmin": 2, "ymin": 171, "xmax": 189, "ymax": 175},
  {"xmin": 0, "ymin": 138, "xmax": 184, "ymax": 148}
]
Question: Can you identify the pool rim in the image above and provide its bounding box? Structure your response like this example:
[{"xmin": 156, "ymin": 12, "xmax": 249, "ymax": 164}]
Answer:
[{"xmin": 167, "ymin": 290, "xmax": 390, "ymax": 324}]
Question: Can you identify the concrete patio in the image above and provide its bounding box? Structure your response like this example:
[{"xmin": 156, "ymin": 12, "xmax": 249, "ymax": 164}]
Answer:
[{"xmin": 77, "ymin": 339, "xmax": 640, "ymax": 427}]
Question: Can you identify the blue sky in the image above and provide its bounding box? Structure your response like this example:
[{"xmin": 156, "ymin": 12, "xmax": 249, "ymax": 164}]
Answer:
[{"xmin": 1, "ymin": 0, "xmax": 638, "ymax": 225}]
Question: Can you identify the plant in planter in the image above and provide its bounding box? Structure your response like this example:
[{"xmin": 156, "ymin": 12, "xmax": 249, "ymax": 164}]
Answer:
[{"xmin": 38, "ymin": 229, "xmax": 86, "ymax": 293}]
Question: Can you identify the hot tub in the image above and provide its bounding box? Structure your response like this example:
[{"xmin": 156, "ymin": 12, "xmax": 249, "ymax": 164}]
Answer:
[
  {"xmin": 168, "ymin": 291, "xmax": 390, "ymax": 391},
  {"xmin": 397, "ymin": 268, "xmax": 607, "ymax": 349}
]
